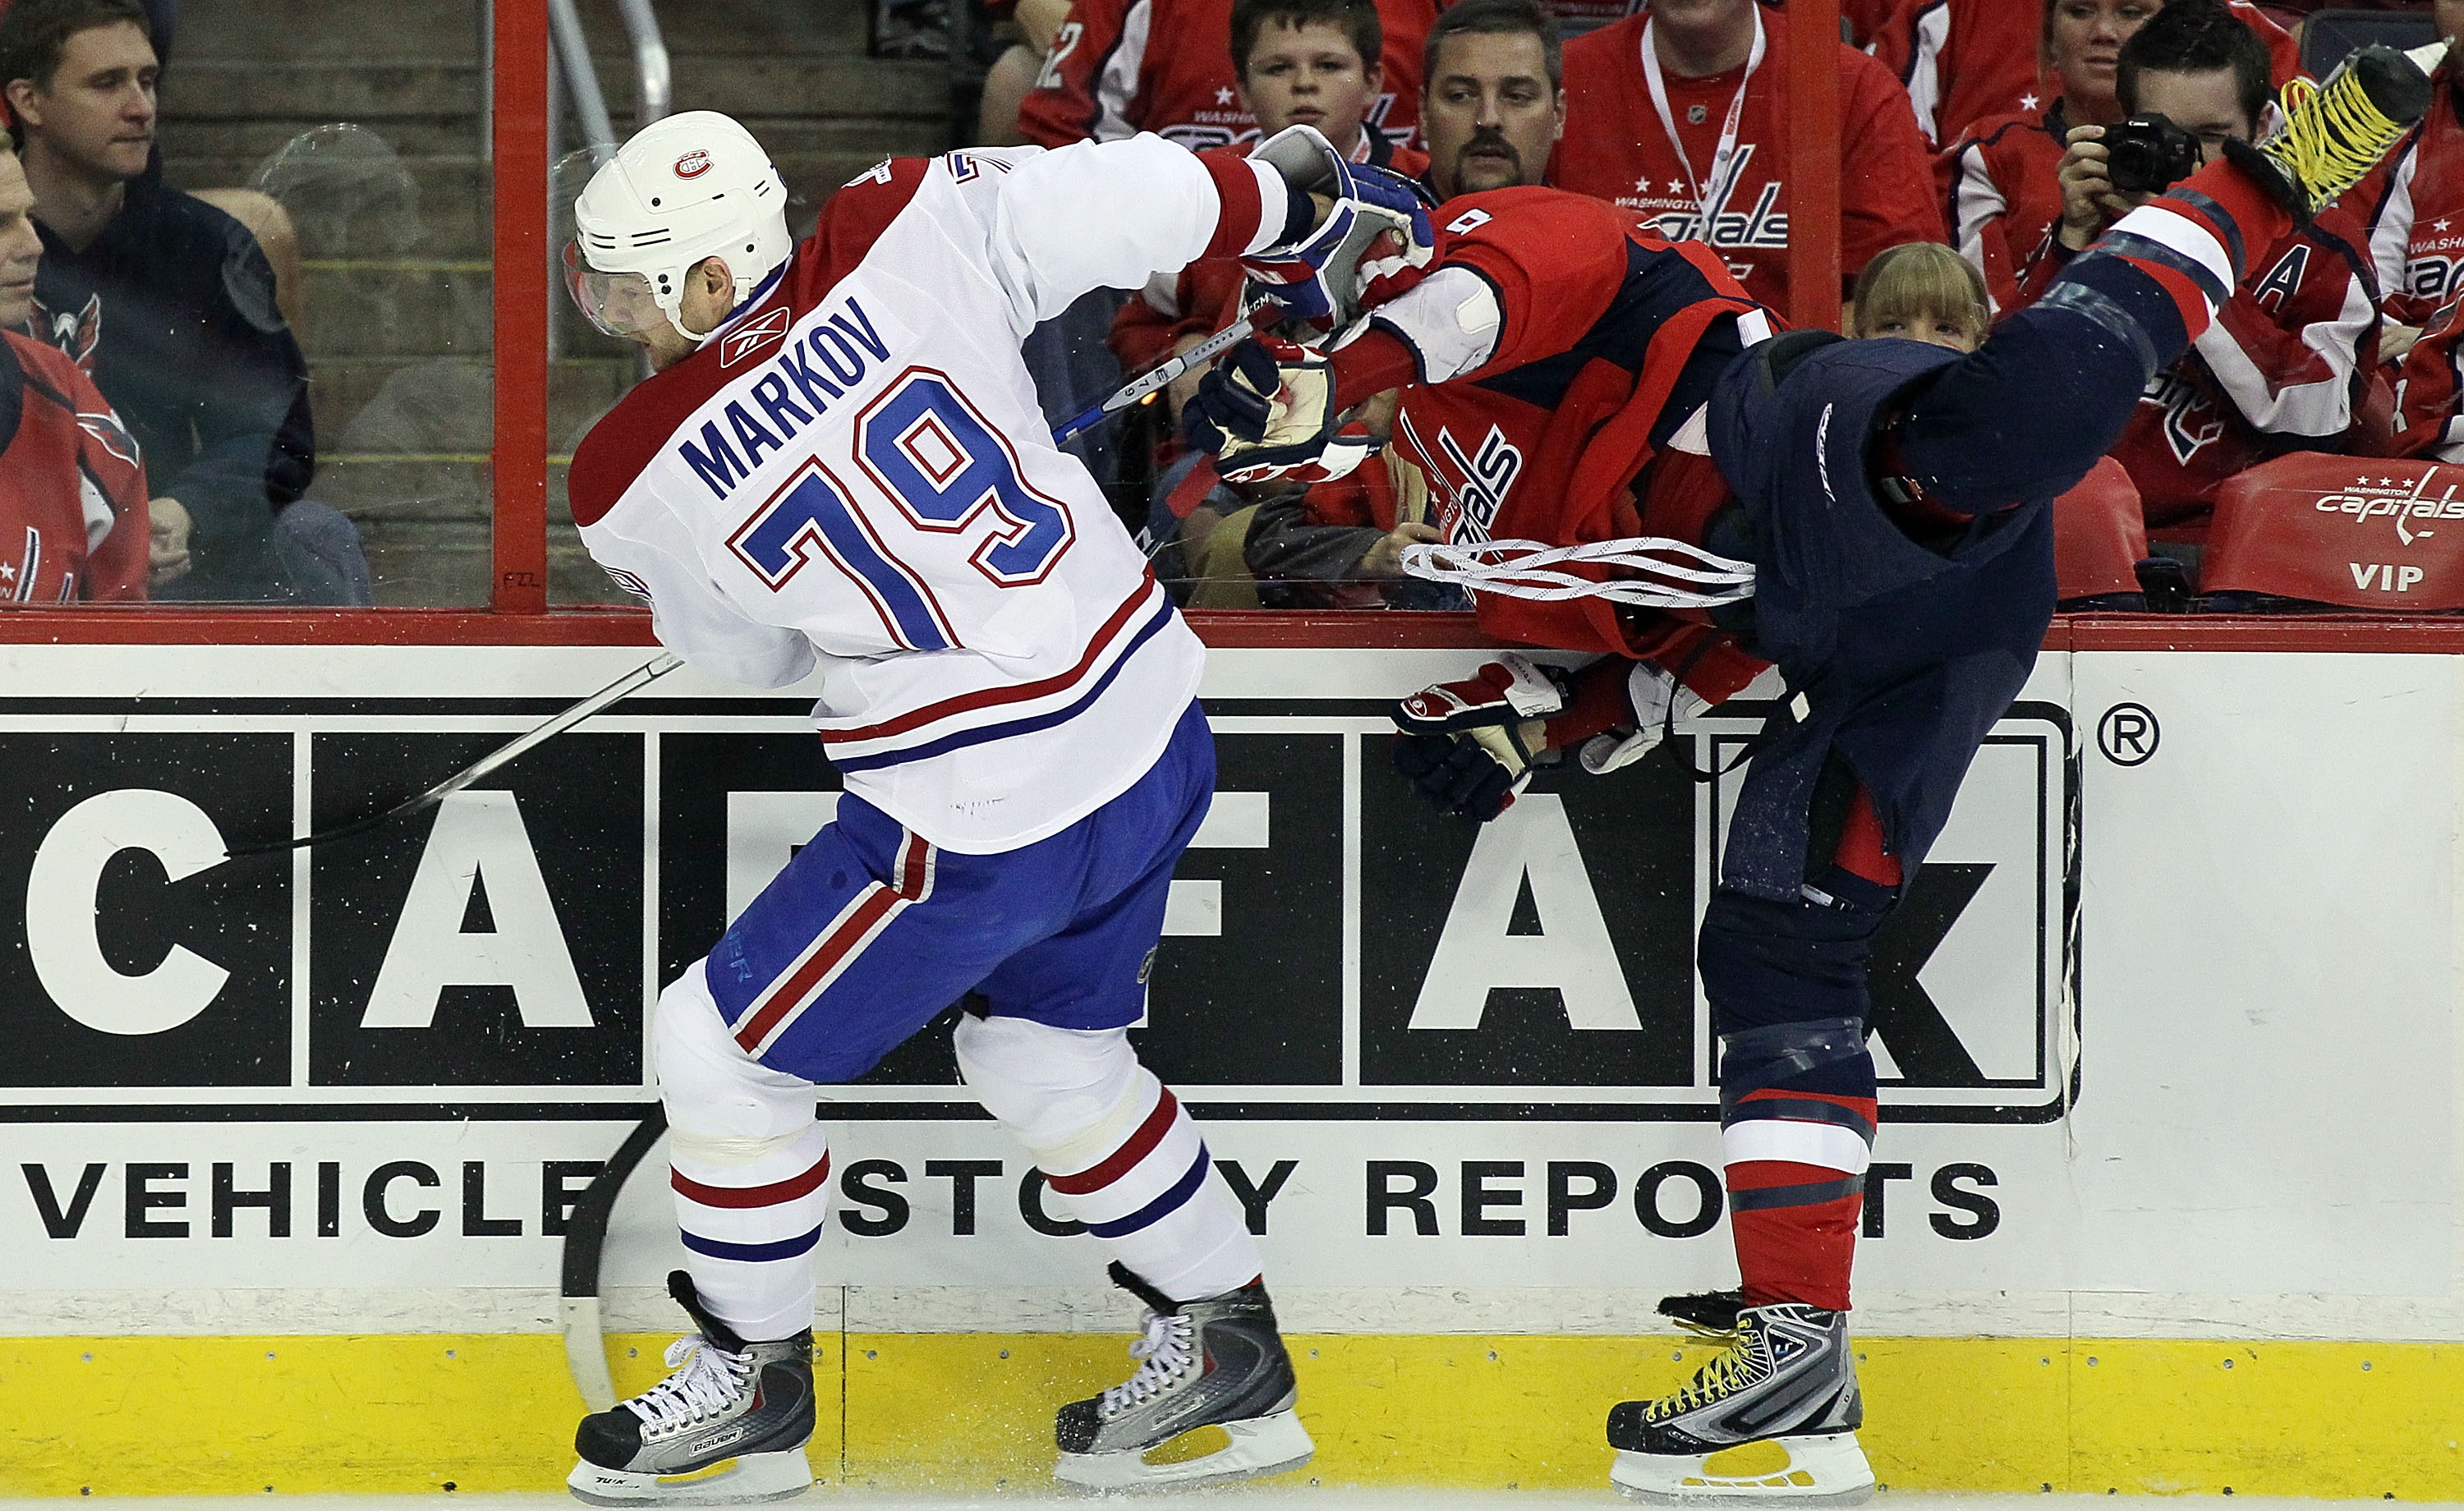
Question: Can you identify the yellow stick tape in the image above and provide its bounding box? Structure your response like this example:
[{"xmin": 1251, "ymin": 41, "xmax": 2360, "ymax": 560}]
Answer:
[{"xmin": 4, "ymin": 1334, "xmax": 2461, "ymax": 1498}]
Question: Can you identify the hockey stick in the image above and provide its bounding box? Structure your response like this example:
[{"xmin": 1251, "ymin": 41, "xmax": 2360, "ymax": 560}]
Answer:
[
  {"xmin": 1050, "ymin": 301, "xmax": 1280, "ymax": 444},
  {"xmin": 559, "ymin": 1109, "xmax": 669, "ymax": 1411},
  {"xmin": 225, "ymin": 651, "xmax": 687, "ymax": 859}
]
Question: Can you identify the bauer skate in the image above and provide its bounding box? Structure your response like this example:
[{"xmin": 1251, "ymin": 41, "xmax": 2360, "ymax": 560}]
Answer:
[
  {"xmin": 2227, "ymin": 40, "xmax": 2442, "ymax": 221},
  {"xmin": 1605, "ymin": 1297, "xmax": 1873, "ymax": 1507},
  {"xmin": 1053, "ymin": 1261, "xmax": 1315, "ymax": 1492},
  {"xmin": 568, "ymin": 1271, "xmax": 815, "ymax": 1506}
]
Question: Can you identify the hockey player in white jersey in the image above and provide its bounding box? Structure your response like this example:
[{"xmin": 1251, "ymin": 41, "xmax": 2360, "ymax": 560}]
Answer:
[{"xmin": 554, "ymin": 111, "xmax": 1428, "ymax": 1503}]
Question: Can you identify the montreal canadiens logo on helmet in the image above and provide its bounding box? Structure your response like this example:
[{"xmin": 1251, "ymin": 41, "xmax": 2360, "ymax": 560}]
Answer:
[{"xmin": 674, "ymin": 149, "xmax": 713, "ymax": 179}]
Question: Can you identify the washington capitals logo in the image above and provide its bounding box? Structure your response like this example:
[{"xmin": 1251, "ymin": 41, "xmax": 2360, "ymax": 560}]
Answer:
[
  {"xmin": 719, "ymin": 307, "xmax": 792, "ymax": 369},
  {"xmin": 76, "ymin": 409, "xmax": 140, "ymax": 468},
  {"xmin": 30, "ymin": 292, "xmax": 100, "ymax": 372}
]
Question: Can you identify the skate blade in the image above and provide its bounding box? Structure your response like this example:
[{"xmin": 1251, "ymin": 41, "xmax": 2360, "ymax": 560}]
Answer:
[
  {"xmin": 1611, "ymin": 1432, "xmax": 1874, "ymax": 1507},
  {"xmin": 568, "ymin": 1448, "xmax": 813, "ymax": 1506},
  {"xmin": 1055, "ymin": 1409, "xmax": 1315, "ymax": 1493}
]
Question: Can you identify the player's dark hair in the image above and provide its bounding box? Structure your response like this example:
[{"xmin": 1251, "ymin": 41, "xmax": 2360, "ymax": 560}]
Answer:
[
  {"xmin": 1422, "ymin": 0, "xmax": 1562, "ymax": 94},
  {"xmin": 1230, "ymin": 0, "xmax": 1382, "ymax": 81},
  {"xmin": 2116, "ymin": 0, "xmax": 2271, "ymax": 130},
  {"xmin": 0, "ymin": 0, "xmax": 152, "ymax": 106}
]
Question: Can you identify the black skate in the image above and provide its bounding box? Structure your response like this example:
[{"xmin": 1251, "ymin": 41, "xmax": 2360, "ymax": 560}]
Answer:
[
  {"xmin": 568, "ymin": 1271, "xmax": 815, "ymax": 1505},
  {"xmin": 1605, "ymin": 1301, "xmax": 1873, "ymax": 1506},
  {"xmin": 2228, "ymin": 41, "xmax": 2442, "ymax": 222},
  {"xmin": 1053, "ymin": 1261, "xmax": 1315, "ymax": 1491}
]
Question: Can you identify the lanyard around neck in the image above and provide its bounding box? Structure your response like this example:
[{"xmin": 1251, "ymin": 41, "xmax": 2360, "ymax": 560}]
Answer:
[{"xmin": 1640, "ymin": 7, "xmax": 1768, "ymax": 240}]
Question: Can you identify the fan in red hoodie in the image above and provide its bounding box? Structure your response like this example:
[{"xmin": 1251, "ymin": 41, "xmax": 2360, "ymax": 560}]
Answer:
[
  {"xmin": 1875, "ymin": 0, "xmax": 2300, "ymax": 151},
  {"xmin": 1548, "ymin": 0, "xmax": 1946, "ymax": 315},
  {"xmin": 0, "ymin": 152, "xmax": 145, "ymax": 602},
  {"xmin": 1019, "ymin": 0, "xmax": 1434, "ymax": 150}
]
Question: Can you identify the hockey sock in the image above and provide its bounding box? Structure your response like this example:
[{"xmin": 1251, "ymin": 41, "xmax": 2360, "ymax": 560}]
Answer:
[
  {"xmin": 655, "ymin": 963, "xmax": 833, "ymax": 1342},
  {"xmin": 955, "ymin": 1013, "xmax": 1262, "ymax": 1302},
  {"xmin": 1722, "ymin": 1005, "xmax": 1877, "ymax": 1313}
]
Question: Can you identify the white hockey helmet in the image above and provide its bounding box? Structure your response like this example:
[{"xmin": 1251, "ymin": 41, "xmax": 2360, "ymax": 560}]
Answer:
[{"xmin": 565, "ymin": 110, "xmax": 791, "ymax": 342}]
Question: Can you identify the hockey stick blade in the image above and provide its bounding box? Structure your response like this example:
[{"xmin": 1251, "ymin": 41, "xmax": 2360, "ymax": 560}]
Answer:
[
  {"xmin": 224, "ymin": 651, "xmax": 687, "ymax": 859},
  {"xmin": 560, "ymin": 1109, "xmax": 668, "ymax": 1412},
  {"xmin": 1050, "ymin": 301, "xmax": 1280, "ymax": 444}
]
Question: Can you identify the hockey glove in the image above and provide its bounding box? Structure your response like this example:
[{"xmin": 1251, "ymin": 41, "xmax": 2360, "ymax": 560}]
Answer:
[
  {"xmin": 1181, "ymin": 335, "xmax": 1375, "ymax": 485},
  {"xmin": 1391, "ymin": 654, "xmax": 1570, "ymax": 820},
  {"xmin": 1243, "ymin": 125, "xmax": 1435, "ymax": 333}
]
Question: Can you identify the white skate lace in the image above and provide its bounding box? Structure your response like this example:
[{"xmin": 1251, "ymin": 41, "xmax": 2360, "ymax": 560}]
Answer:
[
  {"xmin": 623, "ymin": 1335, "xmax": 752, "ymax": 1426},
  {"xmin": 1100, "ymin": 1309, "xmax": 1198, "ymax": 1417}
]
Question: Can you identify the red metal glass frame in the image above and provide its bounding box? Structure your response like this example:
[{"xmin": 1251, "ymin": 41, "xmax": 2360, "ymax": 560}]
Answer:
[{"xmin": 0, "ymin": 0, "xmax": 2443, "ymax": 659}]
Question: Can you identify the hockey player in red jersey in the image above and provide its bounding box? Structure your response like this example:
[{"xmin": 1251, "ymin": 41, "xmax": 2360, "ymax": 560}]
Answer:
[
  {"xmin": 1018, "ymin": 0, "xmax": 1433, "ymax": 150},
  {"xmin": 1941, "ymin": 0, "xmax": 2164, "ymax": 314},
  {"xmin": 1187, "ymin": 39, "xmax": 2438, "ymax": 1502},
  {"xmin": 1874, "ymin": 0, "xmax": 2300, "ymax": 151},
  {"xmin": 558, "ymin": 109, "xmax": 1431, "ymax": 1501},
  {"xmin": 2356, "ymin": 0, "xmax": 2464, "ymax": 361},
  {"xmin": 2018, "ymin": 1, "xmax": 2379, "ymax": 540},
  {"xmin": 1549, "ymin": 0, "xmax": 1946, "ymax": 315},
  {"xmin": 0, "ymin": 150, "xmax": 143, "ymax": 602}
]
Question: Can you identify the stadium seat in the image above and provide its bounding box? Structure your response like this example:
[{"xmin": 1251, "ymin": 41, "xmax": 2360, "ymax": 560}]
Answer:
[
  {"xmin": 2198, "ymin": 452, "xmax": 2464, "ymax": 611},
  {"xmin": 2300, "ymin": 9, "xmax": 2439, "ymax": 78},
  {"xmin": 2053, "ymin": 457, "xmax": 2152, "ymax": 610}
]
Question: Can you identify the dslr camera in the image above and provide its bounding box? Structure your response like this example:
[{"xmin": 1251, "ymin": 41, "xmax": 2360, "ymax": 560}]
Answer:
[{"xmin": 2102, "ymin": 113, "xmax": 2205, "ymax": 195}]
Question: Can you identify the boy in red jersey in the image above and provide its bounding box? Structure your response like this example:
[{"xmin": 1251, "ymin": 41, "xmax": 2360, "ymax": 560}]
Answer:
[{"xmin": 2356, "ymin": 0, "xmax": 2464, "ymax": 361}]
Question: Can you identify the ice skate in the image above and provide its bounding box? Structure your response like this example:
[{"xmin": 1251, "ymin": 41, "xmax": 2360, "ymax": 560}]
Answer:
[
  {"xmin": 568, "ymin": 1271, "xmax": 816, "ymax": 1506},
  {"xmin": 2230, "ymin": 40, "xmax": 2443, "ymax": 218},
  {"xmin": 1606, "ymin": 1299, "xmax": 1873, "ymax": 1507},
  {"xmin": 1053, "ymin": 1261, "xmax": 1315, "ymax": 1492}
]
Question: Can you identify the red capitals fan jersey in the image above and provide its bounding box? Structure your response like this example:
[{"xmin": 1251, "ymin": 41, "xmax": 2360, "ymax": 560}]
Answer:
[
  {"xmin": 0, "ymin": 330, "xmax": 147, "ymax": 602},
  {"xmin": 2359, "ymin": 76, "xmax": 2464, "ymax": 331},
  {"xmin": 1551, "ymin": 7, "xmax": 1945, "ymax": 312},
  {"xmin": 1942, "ymin": 103, "xmax": 2067, "ymax": 315},
  {"xmin": 2018, "ymin": 207, "xmax": 2379, "ymax": 533},
  {"xmin": 1872, "ymin": 0, "xmax": 2301, "ymax": 150},
  {"xmin": 1018, "ymin": 0, "xmax": 1434, "ymax": 151},
  {"xmin": 1356, "ymin": 186, "xmax": 1773, "ymax": 654}
]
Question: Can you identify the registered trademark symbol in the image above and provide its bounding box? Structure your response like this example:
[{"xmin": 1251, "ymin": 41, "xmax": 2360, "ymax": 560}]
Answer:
[{"xmin": 2098, "ymin": 703, "xmax": 2159, "ymax": 766}]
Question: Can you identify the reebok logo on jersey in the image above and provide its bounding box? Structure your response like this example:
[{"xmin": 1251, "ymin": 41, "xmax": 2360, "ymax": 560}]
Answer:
[
  {"xmin": 720, "ymin": 308, "xmax": 793, "ymax": 369},
  {"xmin": 675, "ymin": 149, "xmax": 713, "ymax": 179}
]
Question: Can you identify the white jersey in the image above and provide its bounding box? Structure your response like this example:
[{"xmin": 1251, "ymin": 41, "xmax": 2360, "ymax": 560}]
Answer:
[{"xmin": 569, "ymin": 136, "xmax": 1283, "ymax": 852}]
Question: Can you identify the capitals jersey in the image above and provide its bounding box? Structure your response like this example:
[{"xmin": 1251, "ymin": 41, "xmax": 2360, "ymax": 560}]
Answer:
[
  {"xmin": 1942, "ymin": 103, "xmax": 2066, "ymax": 315},
  {"xmin": 1018, "ymin": 0, "xmax": 1435, "ymax": 151},
  {"xmin": 2017, "ymin": 206, "xmax": 2379, "ymax": 531},
  {"xmin": 568, "ymin": 138, "xmax": 1282, "ymax": 852},
  {"xmin": 1551, "ymin": 8, "xmax": 1945, "ymax": 311},
  {"xmin": 2359, "ymin": 76, "xmax": 2464, "ymax": 331},
  {"xmin": 1872, "ymin": 0, "xmax": 2301, "ymax": 149},
  {"xmin": 0, "ymin": 331, "xmax": 148, "ymax": 603},
  {"xmin": 1357, "ymin": 187, "xmax": 1772, "ymax": 654}
]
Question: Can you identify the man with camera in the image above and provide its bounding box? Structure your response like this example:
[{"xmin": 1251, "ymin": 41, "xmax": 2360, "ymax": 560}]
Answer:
[{"xmin": 2021, "ymin": 0, "xmax": 2377, "ymax": 545}]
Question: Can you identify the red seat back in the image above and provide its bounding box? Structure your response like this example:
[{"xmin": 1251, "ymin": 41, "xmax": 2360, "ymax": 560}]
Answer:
[
  {"xmin": 2052, "ymin": 457, "xmax": 2147, "ymax": 601},
  {"xmin": 2204, "ymin": 452, "xmax": 2464, "ymax": 609}
]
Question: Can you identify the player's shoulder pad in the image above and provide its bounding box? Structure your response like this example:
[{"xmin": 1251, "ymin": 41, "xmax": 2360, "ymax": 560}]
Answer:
[
  {"xmin": 568, "ymin": 354, "xmax": 740, "ymax": 528},
  {"xmin": 802, "ymin": 154, "xmax": 943, "ymax": 291}
]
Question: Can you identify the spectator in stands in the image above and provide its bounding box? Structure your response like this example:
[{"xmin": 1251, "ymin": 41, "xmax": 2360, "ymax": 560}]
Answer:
[
  {"xmin": 2019, "ymin": 0, "xmax": 2377, "ymax": 547},
  {"xmin": 1875, "ymin": 0, "xmax": 2299, "ymax": 153},
  {"xmin": 1849, "ymin": 239, "xmax": 1988, "ymax": 351},
  {"xmin": 1111, "ymin": 0, "xmax": 1427, "ymax": 414},
  {"xmin": 1234, "ymin": 0, "xmax": 1562, "ymax": 609},
  {"xmin": 0, "ymin": 146, "xmax": 145, "ymax": 600},
  {"xmin": 2357, "ymin": 0, "xmax": 2464, "ymax": 361},
  {"xmin": 1018, "ymin": 0, "xmax": 1434, "ymax": 152},
  {"xmin": 0, "ymin": 0, "xmax": 365, "ymax": 602},
  {"xmin": 1549, "ymin": 0, "xmax": 1945, "ymax": 321},
  {"xmin": 1940, "ymin": 0, "xmax": 2163, "ymax": 314}
]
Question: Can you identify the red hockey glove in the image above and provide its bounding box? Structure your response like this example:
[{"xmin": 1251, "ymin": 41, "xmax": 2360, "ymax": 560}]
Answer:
[{"xmin": 1391, "ymin": 654, "xmax": 1570, "ymax": 820}]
